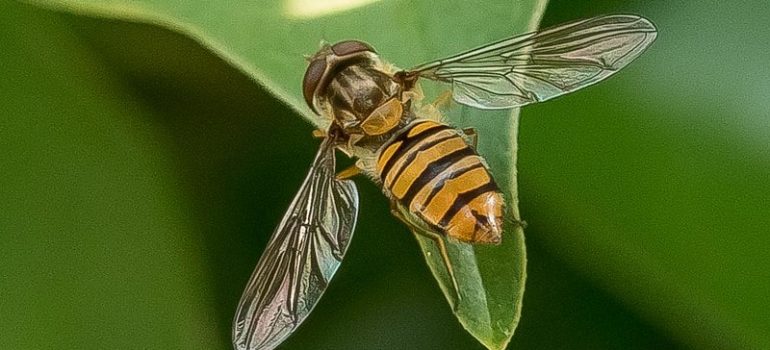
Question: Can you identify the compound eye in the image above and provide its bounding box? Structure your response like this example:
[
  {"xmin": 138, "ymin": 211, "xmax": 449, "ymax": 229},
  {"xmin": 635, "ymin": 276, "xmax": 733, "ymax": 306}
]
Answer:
[
  {"xmin": 331, "ymin": 40, "xmax": 376, "ymax": 56},
  {"xmin": 302, "ymin": 57, "xmax": 327, "ymax": 113}
]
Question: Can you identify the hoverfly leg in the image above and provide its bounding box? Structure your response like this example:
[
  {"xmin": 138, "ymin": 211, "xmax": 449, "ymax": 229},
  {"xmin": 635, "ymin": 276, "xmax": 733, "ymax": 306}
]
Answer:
[
  {"xmin": 461, "ymin": 127, "xmax": 478, "ymax": 149},
  {"xmin": 420, "ymin": 228, "xmax": 462, "ymax": 307},
  {"xmin": 507, "ymin": 216, "xmax": 528, "ymax": 230},
  {"xmin": 311, "ymin": 129, "xmax": 326, "ymax": 138},
  {"xmin": 335, "ymin": 165, "xmax": 361, "ymax": 180},
  {"xmin": 400, "ymin": 79, "xmax": 424, "ymax": 103},
  {"xmin": 431, "ymin": 90, "xmax": 454, "ymax": 110},
  {"xmin": 416, "ymin": 89, "xmax": 455, "ymax": 122},
  {"xmin": 389, "ymin": 201, "xmax": 462, "ymax": 306}
]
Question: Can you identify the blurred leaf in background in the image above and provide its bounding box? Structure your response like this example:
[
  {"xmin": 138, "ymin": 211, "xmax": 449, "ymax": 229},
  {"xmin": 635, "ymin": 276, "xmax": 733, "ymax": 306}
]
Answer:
[
  {"xmin": 519, "ymin": 1, "xmax": 770, "ymax": 348},
  {"xmin": 2, "ymin": 0, "xmax": 769, "ymax": 349},
  {"xmin": 0, "ymin": 2, "xmax": 221, "ymax": 349}
]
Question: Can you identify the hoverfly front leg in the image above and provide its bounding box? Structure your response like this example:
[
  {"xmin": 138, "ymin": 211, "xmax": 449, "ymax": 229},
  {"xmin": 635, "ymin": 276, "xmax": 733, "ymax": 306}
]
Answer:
[
  {"xmin": 335, "ymin": 165, "xmax": 361, "ymax": 180},
  {"xmin": 311, "ymin": 129, "xmax": 326, "ymax": 138},
  {"xmin": 310, "ymin": 125, "xmax": 362, "ymax": 180}
]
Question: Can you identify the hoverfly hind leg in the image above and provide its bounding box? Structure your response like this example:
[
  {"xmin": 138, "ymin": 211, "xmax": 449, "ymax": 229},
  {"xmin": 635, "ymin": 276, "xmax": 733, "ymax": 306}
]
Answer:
[
  {"xmin": 416, "ymin": 89, "xmax": 454, "ymax": 123},
  {"xmin": 389, "ymin": 202, "xmax": 462, "ymax": 306},
  {"xmin": 431, "ymin": 89, "xmax": 454, "ymax": 111},
  {"xmin": 419, "ymin": 227, "xmax": 462, "ymax": 307},
  {"xmin": 461, "ymin": 127, "xmax": 478, "ymax": 149}
]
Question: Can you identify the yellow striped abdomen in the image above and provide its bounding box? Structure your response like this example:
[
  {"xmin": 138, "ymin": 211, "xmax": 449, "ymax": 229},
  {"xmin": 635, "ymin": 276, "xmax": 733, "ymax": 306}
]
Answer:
[{"xmin": 376, "ymin": 120, "xmax": 504, "ymax": 244}]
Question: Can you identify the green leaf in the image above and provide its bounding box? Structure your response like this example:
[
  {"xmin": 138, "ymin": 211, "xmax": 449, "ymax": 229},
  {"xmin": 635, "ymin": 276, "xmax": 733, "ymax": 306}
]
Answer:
[
  {"xmin": 520, "ymin": 1, "xmax": 770, "ymax": 348},
  {"xmin": 21, "ymin": 0, "xmax": 546, "ymax": 348},
  {"xmin": 0, "ymin": 3, "xmax": 222, "ymax": 349}
]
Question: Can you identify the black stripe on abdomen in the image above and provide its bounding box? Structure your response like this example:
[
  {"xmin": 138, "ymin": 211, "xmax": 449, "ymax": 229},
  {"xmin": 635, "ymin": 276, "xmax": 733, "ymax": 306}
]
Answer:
[
  {"xmin": 438, "ymin": 181, "xmax": 499, "ymax": 227},
  {"xmin": 378, "ymin": 122, "xmax": 449, "ymax": 179},
  {"xmin": 400, "ymin": 148, "xmax": 478, "ymax": 206}
]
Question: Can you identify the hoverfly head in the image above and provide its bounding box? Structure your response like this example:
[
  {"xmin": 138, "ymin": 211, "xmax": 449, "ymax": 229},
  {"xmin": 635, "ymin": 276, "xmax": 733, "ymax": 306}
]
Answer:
[{"xmin": 302, "ymin": 40, "xmax": 378, "ymax": 115}]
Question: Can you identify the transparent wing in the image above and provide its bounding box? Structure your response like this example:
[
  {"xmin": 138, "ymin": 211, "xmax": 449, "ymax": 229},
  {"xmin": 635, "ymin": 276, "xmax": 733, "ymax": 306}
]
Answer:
[
  {"xmin": 232, "ymin": 135, "xmax": 358, "ymax": 350},
  {"xmin": 407, "ymin": 14, "xmax": 658, "ymax": 109}
]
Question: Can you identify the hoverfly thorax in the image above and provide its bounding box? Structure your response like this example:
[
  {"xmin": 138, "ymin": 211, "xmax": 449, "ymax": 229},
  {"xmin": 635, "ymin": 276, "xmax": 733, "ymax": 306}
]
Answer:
[{"xmin": 303, "ymin": 40, "xmax": 406, "ymax": 138}]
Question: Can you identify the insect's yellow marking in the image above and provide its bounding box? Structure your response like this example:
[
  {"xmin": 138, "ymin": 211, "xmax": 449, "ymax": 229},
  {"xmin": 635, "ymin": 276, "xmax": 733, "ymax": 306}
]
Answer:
[
  {"xmin": 421, "ymin": 167, "xmax": 491, "ymax": 225},
  {"xmin": 446, "ymin": 209, "xmax": 477, "ymax": 242},
  {"xmin": 384, "ymin": 129, "xmax": 455, "ymax": 187},
  {"xmin": 409, "ymin": 155, "xmax": 480, "ymax": 211},
  {"xmin": 376, "ymin": 141, "xmax": 401, "ymax": 175},
  {"xmin": 391, "ymin": 137, "xmax": 467, "ymax": 199},
  {"xmin": 446, "ymin": 192, "xmax": 503, "ymax": 243},
  {"xmin": 361, "ymin": 98, "xmax": 403, "ymax": 136},
  {"xmin": 407, "ymin": 120, "xmax": 440, "ymax": 138}
]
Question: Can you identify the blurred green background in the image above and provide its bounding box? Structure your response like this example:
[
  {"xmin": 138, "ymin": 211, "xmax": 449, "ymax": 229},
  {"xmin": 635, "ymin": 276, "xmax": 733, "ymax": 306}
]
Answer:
[{"xmin": 2, "ymin": 0, "xmax": 769, "ymax": 349}]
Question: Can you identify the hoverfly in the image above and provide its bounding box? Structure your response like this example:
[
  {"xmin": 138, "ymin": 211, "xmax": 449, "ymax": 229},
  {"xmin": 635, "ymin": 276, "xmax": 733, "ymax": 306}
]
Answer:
[{"xmin": 233, "ymin": 14, "xmax": 657, "ymax": 350}]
